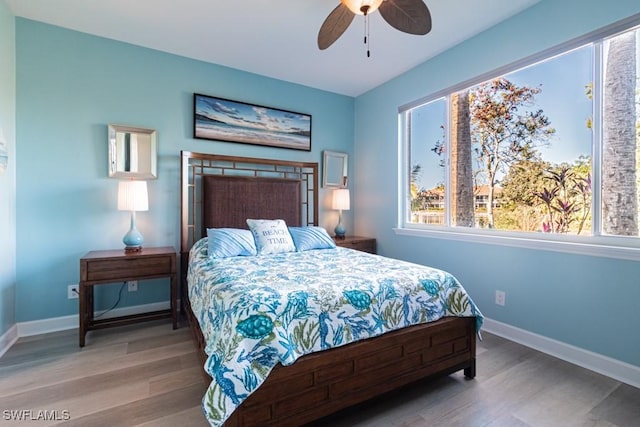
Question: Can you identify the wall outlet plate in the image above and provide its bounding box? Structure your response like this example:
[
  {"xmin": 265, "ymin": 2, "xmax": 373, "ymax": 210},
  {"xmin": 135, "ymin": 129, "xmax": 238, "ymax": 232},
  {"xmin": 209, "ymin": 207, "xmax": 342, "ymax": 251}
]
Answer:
[
  {"xmin": 495, "ymin": 290, "xmax": 506, "ymax": 306},
  {"xmin": 127, "ymin": 281, "xmax": 138, "ymax": 292},
  {"xmin": 68, "ymin": 284, "xmax": 79, "ymax": 299}
]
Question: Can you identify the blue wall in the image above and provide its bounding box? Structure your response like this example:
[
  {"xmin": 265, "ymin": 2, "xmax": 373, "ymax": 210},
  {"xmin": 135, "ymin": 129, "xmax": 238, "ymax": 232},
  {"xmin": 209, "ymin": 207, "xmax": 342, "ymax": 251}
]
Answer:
[
  {"xmin": 353, "ymin": 0, "xmax": 640, "ymax": 367},
  {"xmin": 15, "ymin": 19, "xmax": 354, "ymax": 322},
  {"xmin": 0, "ymin": 0, "xmax": 16, "ymax": 337}
]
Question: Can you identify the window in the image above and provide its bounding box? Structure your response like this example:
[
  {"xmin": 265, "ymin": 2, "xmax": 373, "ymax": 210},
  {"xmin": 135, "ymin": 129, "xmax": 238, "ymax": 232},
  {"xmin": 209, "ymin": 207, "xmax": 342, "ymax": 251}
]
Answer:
[{"xmin": 400, "ymin": 23, "xmax": 640, "ymax": 257}]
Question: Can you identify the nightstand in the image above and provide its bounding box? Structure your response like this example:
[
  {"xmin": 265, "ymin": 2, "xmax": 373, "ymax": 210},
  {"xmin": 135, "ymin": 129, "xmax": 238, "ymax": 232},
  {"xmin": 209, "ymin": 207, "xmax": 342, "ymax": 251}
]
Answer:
[
  {"xmin": 334, "ymin": 236, "xmax": 377, "ymax": 254},
  {"xmin": 78, "ymin": 246, "xmax": 177, "ymax": 347}
]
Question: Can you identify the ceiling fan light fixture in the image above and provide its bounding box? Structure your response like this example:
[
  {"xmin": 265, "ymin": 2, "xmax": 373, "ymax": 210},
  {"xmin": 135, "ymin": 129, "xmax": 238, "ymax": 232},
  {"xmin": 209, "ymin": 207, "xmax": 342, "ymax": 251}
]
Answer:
[
  {"xmin": 319, "ymin": 0, "xmax": 431, "ymax": 51},
  {"xmin": 341, "ymin": 0, "xmax": 383, "ymax": 15}
]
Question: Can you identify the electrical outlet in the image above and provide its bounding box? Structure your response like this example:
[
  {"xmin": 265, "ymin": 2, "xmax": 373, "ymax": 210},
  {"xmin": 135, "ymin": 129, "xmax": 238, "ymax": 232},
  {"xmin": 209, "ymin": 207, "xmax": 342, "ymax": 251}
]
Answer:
[
  {"xmin": 495, "ymin": 290, "xmax": 506, "ymax": 306},
  {"xmin": 68, "ymin": 284, "xmax": 79, "ymax": 299},
  {"xmin": 127, "ymin": 281, "xmax": 138, "ymax": 292}
]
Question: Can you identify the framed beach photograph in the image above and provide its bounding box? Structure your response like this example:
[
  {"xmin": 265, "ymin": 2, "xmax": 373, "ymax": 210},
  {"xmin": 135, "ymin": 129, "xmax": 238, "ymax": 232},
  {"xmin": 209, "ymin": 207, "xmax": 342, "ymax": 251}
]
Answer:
[{"xmin": 193, "ymin": 94, "xmax": 312, "ymax": 151}]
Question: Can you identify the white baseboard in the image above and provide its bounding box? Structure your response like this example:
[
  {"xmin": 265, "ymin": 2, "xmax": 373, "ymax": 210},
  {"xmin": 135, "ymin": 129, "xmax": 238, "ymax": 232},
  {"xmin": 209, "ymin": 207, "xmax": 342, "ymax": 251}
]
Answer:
[
  {"xmin": 15, "ymin": 300, "xmax": 173, "ymax": 338},
  {"xmin": 0, "ymin": 324, "xmax": 18, "ymax": 358},
  {"xmin": 482, "ymin": 317, "xmax": 640, "ymax": 390}
]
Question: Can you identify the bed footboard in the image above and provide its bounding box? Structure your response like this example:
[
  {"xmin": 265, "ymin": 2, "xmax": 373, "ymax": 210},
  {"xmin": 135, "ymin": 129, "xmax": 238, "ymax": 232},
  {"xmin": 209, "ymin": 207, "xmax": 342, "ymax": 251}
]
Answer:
[
  {"xmin": 184, "ymin": 278, "xmax": 476, "ymax": 427},
  {"xmin": 226, "ymin": 316, "xmax": 476, "ymax": 426}
]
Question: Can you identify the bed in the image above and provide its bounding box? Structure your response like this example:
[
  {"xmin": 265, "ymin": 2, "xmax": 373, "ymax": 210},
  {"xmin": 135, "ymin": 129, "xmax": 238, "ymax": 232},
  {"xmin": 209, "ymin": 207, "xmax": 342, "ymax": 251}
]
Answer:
[{"xmin": 180, "ymin": 151, "xmax": 482, "ymax": 426}]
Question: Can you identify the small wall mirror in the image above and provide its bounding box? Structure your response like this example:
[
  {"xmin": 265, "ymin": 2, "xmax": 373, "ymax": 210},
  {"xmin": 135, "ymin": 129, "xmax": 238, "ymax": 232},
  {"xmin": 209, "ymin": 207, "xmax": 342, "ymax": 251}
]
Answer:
[
  {"xmin": 108, "ymin": 124, "xmax": 157, "ymax": 179},
  {"xmin": 323, "ymin": 150, "xmax": 348, "ymax": 188}
]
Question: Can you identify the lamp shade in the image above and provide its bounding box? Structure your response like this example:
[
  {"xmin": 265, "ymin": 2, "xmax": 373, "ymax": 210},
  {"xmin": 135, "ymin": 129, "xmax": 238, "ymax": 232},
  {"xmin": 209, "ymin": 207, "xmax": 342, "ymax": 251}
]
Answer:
[
  {"xmin": 332, "ymin": 188, "xmax": 350, "ymax": 211},
  {"xmin": 118, "ymin": 180, "xmax": 148, "ymax": 212},
  {"xmin": 341, "ymin": 0, "xmax": 383, "ymax": 15}
]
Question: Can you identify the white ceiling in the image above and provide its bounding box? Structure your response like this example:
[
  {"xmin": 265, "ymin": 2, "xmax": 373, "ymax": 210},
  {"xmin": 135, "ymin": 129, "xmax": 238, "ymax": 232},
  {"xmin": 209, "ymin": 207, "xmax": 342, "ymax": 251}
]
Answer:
[{"xmin": 6, "ymin": 0, "xmax": 540, "ymax": 97}]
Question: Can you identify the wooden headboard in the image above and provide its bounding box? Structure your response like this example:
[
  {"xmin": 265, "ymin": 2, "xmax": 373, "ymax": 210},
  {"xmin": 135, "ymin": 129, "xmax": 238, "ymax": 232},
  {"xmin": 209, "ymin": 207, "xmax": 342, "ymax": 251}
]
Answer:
[{"xmin": 180, "ymin": 151, "xmax": 318, "ymax": 278}]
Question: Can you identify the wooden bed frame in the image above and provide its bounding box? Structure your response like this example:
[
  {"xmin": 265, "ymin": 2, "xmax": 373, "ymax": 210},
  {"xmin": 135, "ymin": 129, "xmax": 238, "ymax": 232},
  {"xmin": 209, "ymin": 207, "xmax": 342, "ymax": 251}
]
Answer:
[{"xmin": 180, "ymin": 151, "xmax": 477, "ymax": 426}]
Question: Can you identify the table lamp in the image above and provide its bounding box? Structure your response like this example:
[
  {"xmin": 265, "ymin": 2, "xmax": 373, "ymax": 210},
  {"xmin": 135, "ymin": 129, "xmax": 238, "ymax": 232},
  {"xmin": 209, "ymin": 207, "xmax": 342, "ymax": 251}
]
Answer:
[
  {"xmin": 118, "ymin": 180, "xmax": 148, "ymax": 253},
  {"xmin": 332, "ymin": 188, "xmax": 350, "ymax": 239}
]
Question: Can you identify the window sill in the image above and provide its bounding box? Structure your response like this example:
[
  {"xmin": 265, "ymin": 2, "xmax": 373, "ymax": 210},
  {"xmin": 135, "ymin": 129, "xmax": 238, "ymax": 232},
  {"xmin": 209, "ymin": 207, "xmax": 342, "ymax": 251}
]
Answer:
[{"xmin": 393, "ymin": 227, "xmax": 640, "ymax": 262}]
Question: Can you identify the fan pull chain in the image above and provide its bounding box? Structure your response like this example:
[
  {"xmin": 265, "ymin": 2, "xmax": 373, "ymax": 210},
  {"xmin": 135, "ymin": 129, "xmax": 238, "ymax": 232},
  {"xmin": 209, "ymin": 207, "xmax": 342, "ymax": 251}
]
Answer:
[{"xmin": 363, "ymin": 11, "xmax": 371, "ymax": 57}]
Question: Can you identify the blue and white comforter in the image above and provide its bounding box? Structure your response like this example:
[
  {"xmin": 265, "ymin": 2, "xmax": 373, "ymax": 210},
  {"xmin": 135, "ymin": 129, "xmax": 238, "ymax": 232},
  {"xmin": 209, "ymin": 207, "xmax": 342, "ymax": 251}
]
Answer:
[{"xmin": 187, "ymin": 237, "xmax": 483, "ymax": 426}]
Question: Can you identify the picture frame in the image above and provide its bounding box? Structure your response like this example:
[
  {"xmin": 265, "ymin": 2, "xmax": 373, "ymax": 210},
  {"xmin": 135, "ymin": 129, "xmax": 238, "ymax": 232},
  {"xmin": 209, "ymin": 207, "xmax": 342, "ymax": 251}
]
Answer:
[
  {"xmin": 193, "ymin": 93, "xmax": 312, "ymax": 151},
  {"xmin": 108, "ymin": 124, "xmax": 158, "ymax": 179},
  {"xmin": 322, "ymin": 150, "xmax": 348, "ymax": 188}
]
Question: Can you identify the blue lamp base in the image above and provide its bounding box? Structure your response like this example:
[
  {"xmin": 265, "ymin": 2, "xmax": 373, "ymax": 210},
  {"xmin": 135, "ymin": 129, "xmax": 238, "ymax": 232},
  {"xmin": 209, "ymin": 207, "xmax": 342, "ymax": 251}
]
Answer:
[
  {"xmin": 334, "ymin": 210, "xmax": 346, "ymax": 239},
  {"xmin": 123, "ymin": 211, "xmax": 144, "ymax": 253}
]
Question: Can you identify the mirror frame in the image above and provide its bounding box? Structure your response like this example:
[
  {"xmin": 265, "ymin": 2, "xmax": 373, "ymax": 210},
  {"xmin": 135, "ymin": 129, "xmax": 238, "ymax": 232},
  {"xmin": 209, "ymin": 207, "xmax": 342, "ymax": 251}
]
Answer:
[
  {"xmin": 108, "ymin": 124, "xmax": 158, "ymax": 179},
  {"xmin": 322, "ymin": 150, "xmax": 348, "ymax": 188}
]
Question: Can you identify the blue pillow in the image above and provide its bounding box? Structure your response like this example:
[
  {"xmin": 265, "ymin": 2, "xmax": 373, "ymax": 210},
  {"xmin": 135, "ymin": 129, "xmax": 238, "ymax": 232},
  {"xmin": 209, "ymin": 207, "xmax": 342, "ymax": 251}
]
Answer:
[
  {"xmin": 207, "ymin": 228, "xmax": 257, "ymax": 258},
  {"xmin": 246, "ymin": 219, "xmax": 296, "ymax": 255},
  {"xmin": 288, "ymin": 226, "xmax": 337, "ymax": 252}
]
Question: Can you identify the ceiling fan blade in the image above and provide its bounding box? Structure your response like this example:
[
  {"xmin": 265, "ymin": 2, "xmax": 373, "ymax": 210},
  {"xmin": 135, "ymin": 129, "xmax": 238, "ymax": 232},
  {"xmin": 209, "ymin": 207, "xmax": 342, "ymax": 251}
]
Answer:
[
  {"xmin": 379, "ymin": 0, "xmax": 432, "ymax": 35},
  {"xmin": 318, "ymin": 3, "xmax": 355, "ymax": 50}
]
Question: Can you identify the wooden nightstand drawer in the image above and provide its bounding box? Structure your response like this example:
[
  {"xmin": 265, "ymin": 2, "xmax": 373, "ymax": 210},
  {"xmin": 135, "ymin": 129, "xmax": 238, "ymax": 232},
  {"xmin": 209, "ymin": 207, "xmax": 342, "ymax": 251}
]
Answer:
[
  {"xmin": 85, "ymin": 256, "xmax": 172, "ymax": 281},
  {"xmin": 80, "ymin": 247, "xmax": 176, "ymax": 283},
  {"xmin": 334, "ymin": 236, "xmax": 376, "ymax": 254}
]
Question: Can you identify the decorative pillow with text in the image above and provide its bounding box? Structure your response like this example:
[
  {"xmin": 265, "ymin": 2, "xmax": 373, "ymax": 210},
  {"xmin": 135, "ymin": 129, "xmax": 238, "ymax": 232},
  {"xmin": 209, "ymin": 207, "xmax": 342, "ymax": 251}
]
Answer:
[{"xmin": 246, "ymin": 219, "xmax": 296, "ymax": 255}]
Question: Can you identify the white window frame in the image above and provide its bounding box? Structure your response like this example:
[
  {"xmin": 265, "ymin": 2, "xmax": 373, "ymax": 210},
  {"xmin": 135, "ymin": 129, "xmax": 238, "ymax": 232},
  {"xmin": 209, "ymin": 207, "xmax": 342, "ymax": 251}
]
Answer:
[{"xmin": 396, "ymin": 14, "xmax": 640, "ymax": 262}]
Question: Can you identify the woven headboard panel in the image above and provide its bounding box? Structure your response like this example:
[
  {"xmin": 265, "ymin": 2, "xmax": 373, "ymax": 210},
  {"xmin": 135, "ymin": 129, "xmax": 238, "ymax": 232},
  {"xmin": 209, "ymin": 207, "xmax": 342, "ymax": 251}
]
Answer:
[{"xmin": 202, "ymin": 175, "xmax": 301, "ymax": 230}]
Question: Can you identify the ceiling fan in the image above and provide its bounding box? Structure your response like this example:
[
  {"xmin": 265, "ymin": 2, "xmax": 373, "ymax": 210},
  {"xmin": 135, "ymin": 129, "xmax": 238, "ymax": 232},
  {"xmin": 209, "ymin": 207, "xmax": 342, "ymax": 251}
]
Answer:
[{"xmin": 318, "ymin": 0, "xmax": 432, "ymax": 55}]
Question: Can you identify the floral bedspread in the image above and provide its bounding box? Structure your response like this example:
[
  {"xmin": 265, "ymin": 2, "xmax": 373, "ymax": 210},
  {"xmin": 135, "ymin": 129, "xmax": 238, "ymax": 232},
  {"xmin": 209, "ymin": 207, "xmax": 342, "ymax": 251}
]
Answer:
[{"xmin": 187, "ymin": 237, "xmax": 483, "ymax": 426}]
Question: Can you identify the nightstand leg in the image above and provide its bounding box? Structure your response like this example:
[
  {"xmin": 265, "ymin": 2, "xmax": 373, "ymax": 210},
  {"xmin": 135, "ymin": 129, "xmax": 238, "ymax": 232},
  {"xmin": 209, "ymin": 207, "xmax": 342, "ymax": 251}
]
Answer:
[
  {"xmin": 171, "ymin": 275, "xmax": 178, "ymax": 329},
  {"xmin": 79, "ymin": 284, "xmax": 86, "ymax": 347},
  {"xmin": 87, "ymin": 286, "xmax": 94, "ymax": 323}
]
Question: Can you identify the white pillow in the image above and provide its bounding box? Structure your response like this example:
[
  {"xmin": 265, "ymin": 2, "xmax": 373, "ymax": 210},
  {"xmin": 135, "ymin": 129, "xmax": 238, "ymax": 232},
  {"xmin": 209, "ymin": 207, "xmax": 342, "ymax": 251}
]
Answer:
[{"xmin": 246, "ymin": 219, "xmax": 296, "ymax": 255}]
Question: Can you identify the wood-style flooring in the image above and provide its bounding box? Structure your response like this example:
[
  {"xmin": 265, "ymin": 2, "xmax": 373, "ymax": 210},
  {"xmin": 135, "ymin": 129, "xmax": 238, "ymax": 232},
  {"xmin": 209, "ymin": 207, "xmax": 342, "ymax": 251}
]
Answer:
[{"xmin": 1, "ymin": 319, "xmax": 638, "ymax": 426}]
